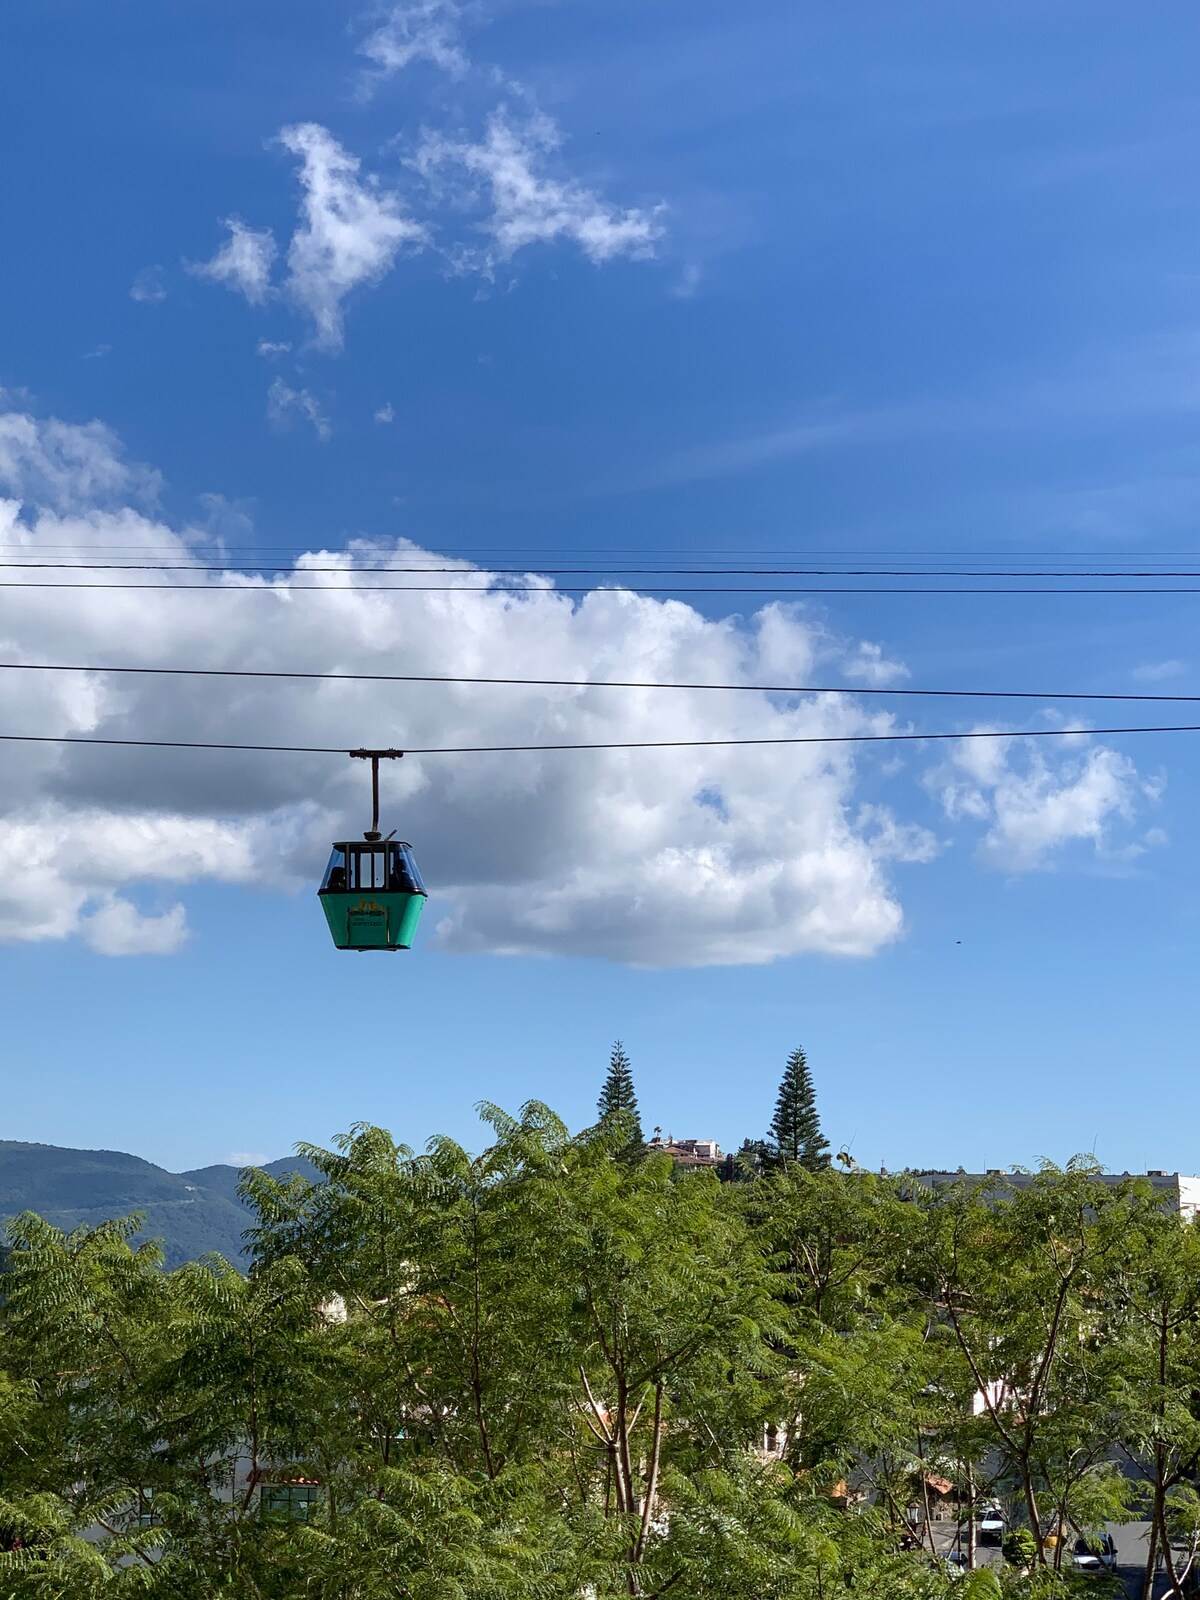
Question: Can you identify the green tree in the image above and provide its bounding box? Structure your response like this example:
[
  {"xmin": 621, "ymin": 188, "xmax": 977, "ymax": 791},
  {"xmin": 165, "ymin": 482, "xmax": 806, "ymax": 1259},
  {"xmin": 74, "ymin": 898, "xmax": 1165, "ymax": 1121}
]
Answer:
[
  {"xmin": 244, "ymin": 1110, "xmax": 576, "ymax": 1485},
  {"xmin": 767, "ymin": 1046, "xmax": 830, "ymax": 1171},
  {"xmin": 597, "ymin": 1040, "xmax": 645, "ymax": 1158},
  {"xmin": 716, "ymin": 1138, "xmax": 770, "ymax": 1183},
  {"xmin": 915, "ymin": 1162, "xmax": 1145, "ymax": 1575},
  {"xmin": 10, "ymin": 1109, "xmax": 1151, "ymax": 1598},
  {"xmin": 1105, "ymin": 1197, "xmax": 1200, "ymax": 1599},
  {"xmin": 0, "ymin": 1210, "xmax": 340, "ymax": 1599}
]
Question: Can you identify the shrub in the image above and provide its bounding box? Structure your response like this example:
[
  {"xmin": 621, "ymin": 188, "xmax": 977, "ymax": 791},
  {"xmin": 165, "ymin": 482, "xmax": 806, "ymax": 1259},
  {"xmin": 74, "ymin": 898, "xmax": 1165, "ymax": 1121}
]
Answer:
[{"xmin": 1002, "ymin": 1527, "xmax": 1038, "ymax": 1568}]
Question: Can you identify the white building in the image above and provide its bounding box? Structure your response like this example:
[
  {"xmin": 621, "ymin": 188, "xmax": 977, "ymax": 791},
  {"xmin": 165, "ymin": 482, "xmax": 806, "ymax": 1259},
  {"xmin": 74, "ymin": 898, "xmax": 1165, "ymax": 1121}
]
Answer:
[{"xmin": 912, "ymin": 1169, "xmax": 1200, "ymax": 1221}]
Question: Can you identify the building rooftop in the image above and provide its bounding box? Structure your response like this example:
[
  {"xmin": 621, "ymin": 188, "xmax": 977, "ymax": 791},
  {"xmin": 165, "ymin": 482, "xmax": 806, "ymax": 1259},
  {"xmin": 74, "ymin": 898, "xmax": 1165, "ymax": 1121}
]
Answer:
[{"xmin": 647, "ymin": 1136, "xmax": 722, "ymax": 1166}]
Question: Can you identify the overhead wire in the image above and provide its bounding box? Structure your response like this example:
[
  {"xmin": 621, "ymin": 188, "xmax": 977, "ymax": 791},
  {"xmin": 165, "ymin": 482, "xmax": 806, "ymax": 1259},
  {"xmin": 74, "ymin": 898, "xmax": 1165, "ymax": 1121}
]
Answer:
[
  {"xmin": 7, "ymin": 559, "xmax": 1200, "ymax": 582},
  {"xmin": 11, "ymin": 542, "xmax": 1200, "ymax": 561},
  {"xmin": 0, "ymin": 658, "xmax": 1196, "ymax": 705},
  {"xmin": 2, "ymin": 579, "xmax": 1200, "ymax": 594},
  {"xmin": 0, "ymin": 561, "xmax": 1193, "ymax": 753},
  {"xmin": 2, "ymin": 724, "xmax": 1199, "ymax": 757}
]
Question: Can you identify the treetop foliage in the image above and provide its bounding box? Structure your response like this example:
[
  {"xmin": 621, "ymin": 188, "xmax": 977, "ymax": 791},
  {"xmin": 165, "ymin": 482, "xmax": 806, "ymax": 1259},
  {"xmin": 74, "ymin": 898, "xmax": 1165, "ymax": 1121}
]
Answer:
[
  {"xmin": 768, "ymin": 1046, "xmax": 830, "ymax": 1172},
  {"xmin": 596, "ymin": 1039, "xmax": 645, "ymax": 1159},
  {"xmin": 0, "ymin": 1106, "xmax": 1196, "ymax": 1598}
]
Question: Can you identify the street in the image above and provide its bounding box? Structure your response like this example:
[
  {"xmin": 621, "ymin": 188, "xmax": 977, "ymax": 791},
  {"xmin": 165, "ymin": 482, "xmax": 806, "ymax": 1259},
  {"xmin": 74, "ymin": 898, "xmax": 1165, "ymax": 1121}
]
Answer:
[{"xmin": 931, "ymin": 1519, "xmax": 1190, "ymax": 1597}]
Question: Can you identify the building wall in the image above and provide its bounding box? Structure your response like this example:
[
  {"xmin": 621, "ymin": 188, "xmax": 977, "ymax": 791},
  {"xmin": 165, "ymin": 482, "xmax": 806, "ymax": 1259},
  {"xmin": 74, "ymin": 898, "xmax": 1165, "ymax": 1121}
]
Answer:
[{"xmin": 913, "ymin": 1170, "xmax": 1200, "ymax": 1217}]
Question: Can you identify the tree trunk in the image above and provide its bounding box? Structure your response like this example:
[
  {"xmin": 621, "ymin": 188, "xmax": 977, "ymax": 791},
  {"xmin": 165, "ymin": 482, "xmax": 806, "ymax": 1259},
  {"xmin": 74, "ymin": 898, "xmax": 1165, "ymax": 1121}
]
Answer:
[
  {"xmin": 965, "ymin": 1465, "xmax": 976, "ymax": 1571},
  {"xmin": 1158, "ymin": 1489, "xmax": 1183, "ymax": 1598},
  {"xmin": 1017, "ymin": 1449, "xmax": 1044, "ymax": 1567},
  {"xmin": 633, "ymin": 1382, "xmax": 664, "ymax": 1562},
  {"xmin": 1143, "ymin": 1506, "xmax": 1161, "ymax": 1600},
  {"xmin": 1155, "ymin": 1314, "xmax": 1175, "ymax": 1598}
]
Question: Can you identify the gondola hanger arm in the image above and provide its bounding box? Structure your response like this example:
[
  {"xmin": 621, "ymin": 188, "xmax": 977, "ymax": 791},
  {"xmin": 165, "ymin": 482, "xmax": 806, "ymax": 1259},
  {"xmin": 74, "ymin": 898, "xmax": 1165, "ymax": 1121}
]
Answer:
[{"xmin": 349, "ymin": 748, "xmax": 404, "ymax": 840}]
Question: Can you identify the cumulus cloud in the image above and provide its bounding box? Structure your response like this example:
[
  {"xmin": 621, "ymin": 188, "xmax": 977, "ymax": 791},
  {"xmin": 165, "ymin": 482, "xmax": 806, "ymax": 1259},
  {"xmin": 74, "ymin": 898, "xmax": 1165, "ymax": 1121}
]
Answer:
[
  {"xmin": 928, "ymin": 727, "xmax": 1156, "ymax": 870},
  {"xmin": 188, "ymin": 218, "xmax": 277, "ymax": 304},
  {"xmin": 359, "ymin": 0, "xmax": 468, "ymax": 82},
  {"xmin": 279, "ymin": 122, "xmax": 426, "ymax": 350},
  {"xmin": 413, "ymin": 109, "xmax": 665, "ymax": 270},
  {"xmin": 256, "ymin": 339, "xmax": 291, "ymax": 358},
  {"xmin": 0, "ymin": 800, "xmax": 263, "ymax": 952},
  {"xmin": 375, "ymin": 402, "xmax": 395, "ymax": 423},
  {"xmin": 0, "ymin": 401, "xmax": 960, "ymax": 967},
  {"xmin": 267, "ymin": 378, "xmax": 331, "ymax": 441}
]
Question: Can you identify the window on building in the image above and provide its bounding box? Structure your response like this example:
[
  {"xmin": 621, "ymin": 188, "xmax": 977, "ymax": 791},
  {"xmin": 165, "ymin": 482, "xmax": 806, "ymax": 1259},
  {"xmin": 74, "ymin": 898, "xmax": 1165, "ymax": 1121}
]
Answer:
[{"xmin": 260, "ymin": 1483, "xmax": 319, "ymax": 1521}]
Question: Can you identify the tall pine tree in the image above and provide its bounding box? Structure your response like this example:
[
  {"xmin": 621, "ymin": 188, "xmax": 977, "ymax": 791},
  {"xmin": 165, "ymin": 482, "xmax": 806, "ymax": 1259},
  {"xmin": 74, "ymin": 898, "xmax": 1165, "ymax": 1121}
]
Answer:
[
  {"xmin": 768, "ymin": 1045, "xmax": 830, "ymax": 1170},
  {"xmin": 598, "ymin": 1040, "xmax": 645, "ymax": 1157}
]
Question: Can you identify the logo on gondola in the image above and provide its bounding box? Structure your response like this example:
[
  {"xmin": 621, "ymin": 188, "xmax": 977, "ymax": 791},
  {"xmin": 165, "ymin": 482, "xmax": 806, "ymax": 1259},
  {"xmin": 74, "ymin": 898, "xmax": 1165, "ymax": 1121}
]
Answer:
[{"xmin": 349, "ymin": 898, "xmax": 385, "ymax": 921}]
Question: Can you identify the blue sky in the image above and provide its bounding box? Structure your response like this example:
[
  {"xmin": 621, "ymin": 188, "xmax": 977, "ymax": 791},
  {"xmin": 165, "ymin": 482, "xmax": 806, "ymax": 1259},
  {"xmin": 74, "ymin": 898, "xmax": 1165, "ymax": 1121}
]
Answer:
[{"xmin": 1, "ymin": 0, "xmax": 1199, "ymax": 1175}]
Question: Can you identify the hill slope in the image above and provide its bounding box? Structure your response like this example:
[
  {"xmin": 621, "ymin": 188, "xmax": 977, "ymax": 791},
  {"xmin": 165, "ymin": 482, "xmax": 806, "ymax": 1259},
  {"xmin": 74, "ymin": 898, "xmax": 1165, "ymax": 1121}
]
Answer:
[{"xmin": 0, "ymin": 1141, "xmax": 321, "ymax": 1269}]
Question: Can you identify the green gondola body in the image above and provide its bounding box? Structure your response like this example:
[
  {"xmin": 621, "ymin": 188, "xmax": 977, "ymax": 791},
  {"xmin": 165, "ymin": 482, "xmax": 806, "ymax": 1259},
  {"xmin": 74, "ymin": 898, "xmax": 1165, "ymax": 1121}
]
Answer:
[
  {"xmin": 319, "ymin": 839, "xmax": 427, "ymax": 952},
  {"xmin": 320, "ymin": 890, "xmax": 426, "ymax": 951}
]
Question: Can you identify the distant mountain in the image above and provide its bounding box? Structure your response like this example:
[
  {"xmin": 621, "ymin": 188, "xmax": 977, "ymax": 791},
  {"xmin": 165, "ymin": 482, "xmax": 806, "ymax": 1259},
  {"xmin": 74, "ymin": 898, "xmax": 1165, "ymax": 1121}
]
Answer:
[{"xmin": 0, "ymin": 1141, "xmax": 322, "ymax": 1269}]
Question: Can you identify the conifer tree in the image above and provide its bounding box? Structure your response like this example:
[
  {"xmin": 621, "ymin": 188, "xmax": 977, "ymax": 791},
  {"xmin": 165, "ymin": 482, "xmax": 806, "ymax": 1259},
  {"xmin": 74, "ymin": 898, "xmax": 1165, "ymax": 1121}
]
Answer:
[
  {"xmin": 598, "ymin": 1040, "xmax": 645, "ymax": 1156},
  {"xmin": 768, "ymin": 1045, "xmax": 830, "ymax": 1170}
]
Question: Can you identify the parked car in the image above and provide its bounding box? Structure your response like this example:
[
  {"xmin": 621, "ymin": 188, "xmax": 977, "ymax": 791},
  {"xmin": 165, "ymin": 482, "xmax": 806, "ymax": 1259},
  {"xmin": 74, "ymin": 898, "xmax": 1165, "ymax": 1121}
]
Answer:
[
  {"xmin": 1071, "ymin": 1533, "xmax": 1117, "ymax": 1574},
  {"xmin": 978, "ymin": 1506, "xmax": 1006, "ymax": 1546}
]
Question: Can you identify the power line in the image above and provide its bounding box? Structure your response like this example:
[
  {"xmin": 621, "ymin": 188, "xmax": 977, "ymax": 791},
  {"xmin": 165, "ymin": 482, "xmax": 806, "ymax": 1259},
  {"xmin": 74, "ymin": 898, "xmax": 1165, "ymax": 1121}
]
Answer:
[
  {"xmin": 11, "ymin": 561, "xmax": 1200, "ymax": 578},
  {"xmin": 2, "ymin": 580, "xmax": 1200, "ymax": 595},
  {"xmin": 0, "ymin": 659, "xmax": 1196, "ymax": 705},
  {"xmin": 14, "ymin": 543, "xmax": 1200, "ymax": 561},
  {"xmin": 1, "ymin": 724, "xmax": 1198, "ymax": 757}
]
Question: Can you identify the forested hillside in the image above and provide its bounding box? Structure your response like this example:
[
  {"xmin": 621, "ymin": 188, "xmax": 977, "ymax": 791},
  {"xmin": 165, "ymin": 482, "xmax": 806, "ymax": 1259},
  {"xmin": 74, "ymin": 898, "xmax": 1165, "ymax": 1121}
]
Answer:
[{"xmin": 0, "ymin": 1141, "xmax": 320, "ymax": 1266}]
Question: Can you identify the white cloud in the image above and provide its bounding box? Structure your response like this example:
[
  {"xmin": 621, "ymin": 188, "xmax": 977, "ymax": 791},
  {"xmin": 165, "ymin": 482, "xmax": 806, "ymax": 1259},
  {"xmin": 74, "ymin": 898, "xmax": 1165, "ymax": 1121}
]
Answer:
[
  {"xmin": 0, "ymin": 405, "xmax": 160, "ymax": 513},
  {"xmin": 855, "ymin": 804, "xmax": 939, "ymax": 864},
  {"xmin": 267, "ymin": 378, "xmax": 331, "ymax": 441},
  {"xmin": 359, "ymin": 0, "xmax": 468, "ymax": 82},
  {"xmin": 841, "ymin": 640, "xmax": 910, "ymax": 687},
  {"xmin": 375, "ymin": 402, "xmax": 395, "ymax": 423},
  {"xmin": 82, "ymin": 896, "xmax": 189, "ymax": 956},
  {"xmin": 130, "ymin": 265, "xmax": 167, "ymax": 304},
  {"xmin": 196, "ymin": 491, "xmax": 256, "ymax": 546},
  {"xmin": 928, "ymin": 728, "xmax": 1155, "ymax": 871},
  {"xmin": 223, "ymin": 1150, "xmax": 270, "ymax": 1168},
  {"xmin": 0, "ymin": 401, "xmax": 966, "ymax": 967},
  {"xmin": 188, "ymin": 218, "xmax": 277, "ymax": 304},
  {"xmin": 256, "ymin": 339, "xmax": 292, "ymax": 358},
  {"xmin": 413, "ymin": 109, "xmax": 665, "ymax": 270},
  {"xmin": 191, "ymin": 105, "xmax": 663, "ymax": 348},
  {"xmin": 0, "ymin": 800, "xmax": 263, "ymax": 950},
  {"xmin": 279, "ymin": 122, "xmax": 426, "ymax": 350},
  {"xmin": 1132, "ymin": 659, "xmax": 1186, "ymax": 683}
]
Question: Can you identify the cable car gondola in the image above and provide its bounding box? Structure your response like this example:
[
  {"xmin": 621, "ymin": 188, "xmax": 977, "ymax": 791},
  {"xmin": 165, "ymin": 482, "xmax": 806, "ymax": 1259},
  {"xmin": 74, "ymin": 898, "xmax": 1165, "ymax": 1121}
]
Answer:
[{"xmin": 318, "ymin": 749, "xmax": 427, "ymax": 952}]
